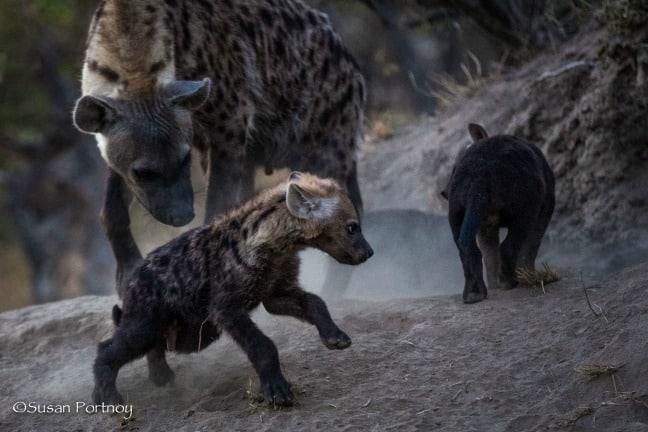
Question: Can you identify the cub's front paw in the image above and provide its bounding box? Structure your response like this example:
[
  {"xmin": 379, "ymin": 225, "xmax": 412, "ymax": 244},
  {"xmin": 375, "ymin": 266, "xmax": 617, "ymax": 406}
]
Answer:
[
  {"xmin": 321, "ymin": 328, "xmax": 351, "ymax": 350},
  {"xmin": 93, "ymin": 386, "xmax": 124, "ymax": 405},
  {"xmin": 260, "ymin": 374, "xmax": 294, "ymax": 406}
]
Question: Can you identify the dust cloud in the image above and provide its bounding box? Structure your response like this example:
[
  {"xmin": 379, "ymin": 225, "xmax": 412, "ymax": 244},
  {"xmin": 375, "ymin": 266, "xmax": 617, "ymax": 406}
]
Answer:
[{"xmin": 300, "ymin": 209, "xmax": 464, "ymax": 302}]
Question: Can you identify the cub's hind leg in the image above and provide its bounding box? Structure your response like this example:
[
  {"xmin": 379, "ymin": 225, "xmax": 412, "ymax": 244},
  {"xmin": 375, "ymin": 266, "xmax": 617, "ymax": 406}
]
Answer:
[{"xmin": 93, "ymin": 318, "xmax": 162, "ymax": 404}]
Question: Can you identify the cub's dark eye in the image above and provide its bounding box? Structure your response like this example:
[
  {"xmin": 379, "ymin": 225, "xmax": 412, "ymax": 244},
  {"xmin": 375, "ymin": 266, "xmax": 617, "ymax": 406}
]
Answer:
[{"xmin": 346, "ymin": 222, "xmax": 360, "ymax": 235}]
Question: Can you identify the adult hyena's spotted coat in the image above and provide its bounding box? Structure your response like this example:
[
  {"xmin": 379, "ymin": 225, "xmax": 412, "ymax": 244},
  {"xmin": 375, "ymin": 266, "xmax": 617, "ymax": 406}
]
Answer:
[{"xmin": 74, "ymin": 0, "xmax": 366, "ymax": 294}]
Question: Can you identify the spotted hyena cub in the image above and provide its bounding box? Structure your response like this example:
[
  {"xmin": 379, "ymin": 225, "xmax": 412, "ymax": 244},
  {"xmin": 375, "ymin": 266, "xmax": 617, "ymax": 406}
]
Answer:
[
  {"xmin": 443, "ymin": 124, "xmax": 555, "ymax": 304},
  {"xmin": 72, "ymin": 0, "xmax": 366, "ymax": 295},
  {"xmin": 92, "ymin": 172, "xmax": 373, "ymax": 406}
]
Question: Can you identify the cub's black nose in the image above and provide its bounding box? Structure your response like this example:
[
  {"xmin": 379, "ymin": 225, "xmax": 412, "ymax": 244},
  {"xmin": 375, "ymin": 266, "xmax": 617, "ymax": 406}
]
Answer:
[{"xmin": 366, "ymin": 247, "xmax": 374, "ymax": 259}]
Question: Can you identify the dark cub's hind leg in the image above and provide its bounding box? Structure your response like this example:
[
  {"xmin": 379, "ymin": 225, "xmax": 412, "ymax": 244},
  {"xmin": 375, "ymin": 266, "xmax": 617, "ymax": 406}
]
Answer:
[
  {"xmin": 477, "ymin": 225, "xmax": 500, "ymax": 290},
  {"xmin": 450, "ymin": 208, "xmax": 487, "ymax": 304},
  {"xmin": 93, "ymin": 319, "xmax": 161, "ymax": 404},
  {"xmin": 518, "ymin": 198, "xmax": 554, "ymax": 272},
  {"xmin": 499, "ymin": 213, "xmax": 537, "ymax": 289}
]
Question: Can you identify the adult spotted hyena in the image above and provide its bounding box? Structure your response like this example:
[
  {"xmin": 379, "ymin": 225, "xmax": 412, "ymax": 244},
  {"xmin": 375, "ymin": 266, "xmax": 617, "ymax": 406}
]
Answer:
[
  {"xmin": 72, "ymin": 0, "xmax": 366, "ymax": 295},
  {"xmin": 443, "ymin": 123, "xmax": 555, "ymax": 304},
  {"xmin": 92, "ymin": 172, "xmax": 373, "ymax": 406}
]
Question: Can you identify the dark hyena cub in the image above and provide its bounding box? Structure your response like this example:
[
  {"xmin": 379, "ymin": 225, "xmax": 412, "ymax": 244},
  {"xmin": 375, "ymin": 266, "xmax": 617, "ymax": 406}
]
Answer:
[
  {"xmin": 93, "ymin": 172, "xmax": 373, "ymax": 406},
  {"xmin": 443, "ymin": 123, "xmax": 555, "ymax": 304}
]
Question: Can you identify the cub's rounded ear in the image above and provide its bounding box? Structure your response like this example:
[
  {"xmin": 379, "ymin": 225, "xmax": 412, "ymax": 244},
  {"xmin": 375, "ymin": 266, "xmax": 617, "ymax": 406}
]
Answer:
[
  {"xmin": 286, "ymin": 182, "xmax": 316, "ymax": 219},
  {"xmin": 468, "ymin": 123, "xmax": 489, "ymax": 142},
  {"xmin": 73, "ymin": 95, "xmax": 118, "ymax": 134},
  {"xmin": 468, "ymin": 123, "xmax": 488, "ymax": 142},
  {"xmin": 167, "ymin": 78, "xmax": 211, "ymax": 110}
]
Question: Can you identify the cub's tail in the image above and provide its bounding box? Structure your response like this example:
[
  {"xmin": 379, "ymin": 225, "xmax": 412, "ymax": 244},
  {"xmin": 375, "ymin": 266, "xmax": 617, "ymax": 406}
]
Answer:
[
  {"xmin": 112, "ymin": 305, "xmax": 122, "ymax": 326},
  {"xmin": 458, "ymin": 185, "xmax": 487, "ymax": 249}
]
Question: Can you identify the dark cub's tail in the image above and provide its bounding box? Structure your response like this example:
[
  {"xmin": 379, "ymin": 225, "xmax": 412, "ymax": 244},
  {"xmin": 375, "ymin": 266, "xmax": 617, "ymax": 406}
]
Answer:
[{"xmin": 458, "ymin": 185, "xmax": 487, "ymax": 249}]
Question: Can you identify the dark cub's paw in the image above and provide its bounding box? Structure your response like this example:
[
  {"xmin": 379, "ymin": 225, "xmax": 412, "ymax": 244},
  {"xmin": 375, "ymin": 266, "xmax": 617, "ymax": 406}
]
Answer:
[{"xmin": 463, "ymin": 291, "xmax": 487, "ymax": 304}]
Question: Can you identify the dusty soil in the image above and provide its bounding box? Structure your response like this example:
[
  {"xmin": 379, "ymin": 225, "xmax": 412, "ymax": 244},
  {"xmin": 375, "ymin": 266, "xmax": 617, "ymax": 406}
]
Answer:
[{"xmin": 1, "ymin": 262, "xmax": 647, "ymax": 432}]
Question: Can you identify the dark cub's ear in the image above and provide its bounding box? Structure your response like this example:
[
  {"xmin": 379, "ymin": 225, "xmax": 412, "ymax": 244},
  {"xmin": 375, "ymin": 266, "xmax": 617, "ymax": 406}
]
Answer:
[
  {"xmin": 468, "ymin": 123, "xmax": 489, "ymax": 142},
  {"xmin": 73, "ymin": 95, "xmax": 118, "ymax": 134},
  {"xmin": 167, "ymin": 78, "xmax": 211, "ymax": 110}
]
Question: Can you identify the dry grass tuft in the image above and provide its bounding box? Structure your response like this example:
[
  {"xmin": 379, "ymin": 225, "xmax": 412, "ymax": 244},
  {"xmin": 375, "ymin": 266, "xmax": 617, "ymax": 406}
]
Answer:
[
  {"xmin": 516, "ymin": 263, "xmax": 561, "ymax": 288},
  {"xmin": 366, "ymin": 110, "xmax": 416, "ymax": 143},
  {"xmin": 578, "ymin": 363, "xmax": 620, "ymax": 380},
  {"xmin": 412, "ymin": 50, "xmax": 504, "ymax": 111},
  {"xmin": 555, "ymin": 404, "xmax": 595, "ymax": 428},
  {"xmin": 245, "ymin": 377, "xmax": 266, "ymax": 404}
]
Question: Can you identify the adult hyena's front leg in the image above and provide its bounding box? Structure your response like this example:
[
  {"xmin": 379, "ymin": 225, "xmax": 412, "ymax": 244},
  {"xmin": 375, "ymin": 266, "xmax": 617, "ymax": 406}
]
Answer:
[
  {"xmin": 205, "ymin": 150, "xmax": 254, "ymax": 220},
  {"xmin": 264, "ymin": 284, "xmax": 351, "ymax": 350},
  {"xmin": 101, "ymin": 169, "xmax": 142, "ymax": 297}
]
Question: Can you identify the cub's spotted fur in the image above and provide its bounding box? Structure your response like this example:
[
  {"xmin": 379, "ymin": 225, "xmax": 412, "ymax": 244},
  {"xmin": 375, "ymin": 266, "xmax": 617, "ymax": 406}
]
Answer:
[{"xmin": 92, "ymin": 172, "xmax": 373, "ymax": 406}]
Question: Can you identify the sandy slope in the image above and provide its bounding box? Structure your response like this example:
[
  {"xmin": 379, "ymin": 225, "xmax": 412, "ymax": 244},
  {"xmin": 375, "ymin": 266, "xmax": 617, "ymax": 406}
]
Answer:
[{"xmin": 1, "ymin": 261, "xmax": 647, "ymax": 432}]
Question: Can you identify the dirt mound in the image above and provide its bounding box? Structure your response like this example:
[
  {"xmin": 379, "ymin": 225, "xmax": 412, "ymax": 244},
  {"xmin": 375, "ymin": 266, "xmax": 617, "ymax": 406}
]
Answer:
[{"xmin": 1, "ymin": 262, "xmax": 647, "ymax": 431}]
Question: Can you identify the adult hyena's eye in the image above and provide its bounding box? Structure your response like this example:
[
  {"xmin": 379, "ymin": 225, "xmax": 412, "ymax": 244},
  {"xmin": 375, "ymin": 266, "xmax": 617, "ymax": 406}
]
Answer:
[
  {"xmin": 346, "ymin": 222, "xmax": 360, "ymax": 235},
  {"xmin": 132, "ymin": 166, "xmax": 159, "ymax": 182},
  {"xmin": 181, "ymin": 153, "xmax": 191, "ymax": 168}
]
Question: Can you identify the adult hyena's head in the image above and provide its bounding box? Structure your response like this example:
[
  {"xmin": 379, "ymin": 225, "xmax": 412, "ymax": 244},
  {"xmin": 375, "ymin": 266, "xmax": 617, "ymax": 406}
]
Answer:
[
  {"xmin": 73, "ymin": 79, "xmax": 211, "ymax": 226},
  {"xmin": 286, "ymin": 172, "xmax": 374, "ymax": 265}
]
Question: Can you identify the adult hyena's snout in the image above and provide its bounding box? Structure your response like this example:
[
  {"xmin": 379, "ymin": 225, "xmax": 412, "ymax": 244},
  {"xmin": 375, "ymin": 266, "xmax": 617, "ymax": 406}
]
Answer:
[
  {"xmin": 138, "ymin": 178, "xmax": 195, "ymax": 227},
  {"xmin": 155, "ymin": 200, "xmax": 195, "ymax": 227}
]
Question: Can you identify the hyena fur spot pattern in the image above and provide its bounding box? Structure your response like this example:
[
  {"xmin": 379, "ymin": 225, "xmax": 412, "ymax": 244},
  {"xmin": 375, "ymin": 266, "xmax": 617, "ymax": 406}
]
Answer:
[
  {"xmin": 72, "ymin": 0, "xmax": 366, "ymax": 296},
  {"xmin": 92, "ymin": 172, "xmax": 373, "ymax": 406},
  {"xmin": 443, "ymin": 123, "xmax": 555, "ymax": 304}
]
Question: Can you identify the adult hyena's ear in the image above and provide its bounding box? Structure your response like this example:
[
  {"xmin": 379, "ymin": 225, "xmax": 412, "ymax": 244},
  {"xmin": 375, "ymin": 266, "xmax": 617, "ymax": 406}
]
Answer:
[
  {"xmin": 288, "ymin": 171, "xmax": 303, "ymax": 182},
  {"xmin": 167, "ymin": 78, "xmax": 211, "ymax": 110},
  {"xmin": 73, "ymin": 95, "xmax": 118, "ymax": 134},
  {"xmin": 468, "ymin": 123, "xmax": 489, "ymax": 142}
]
